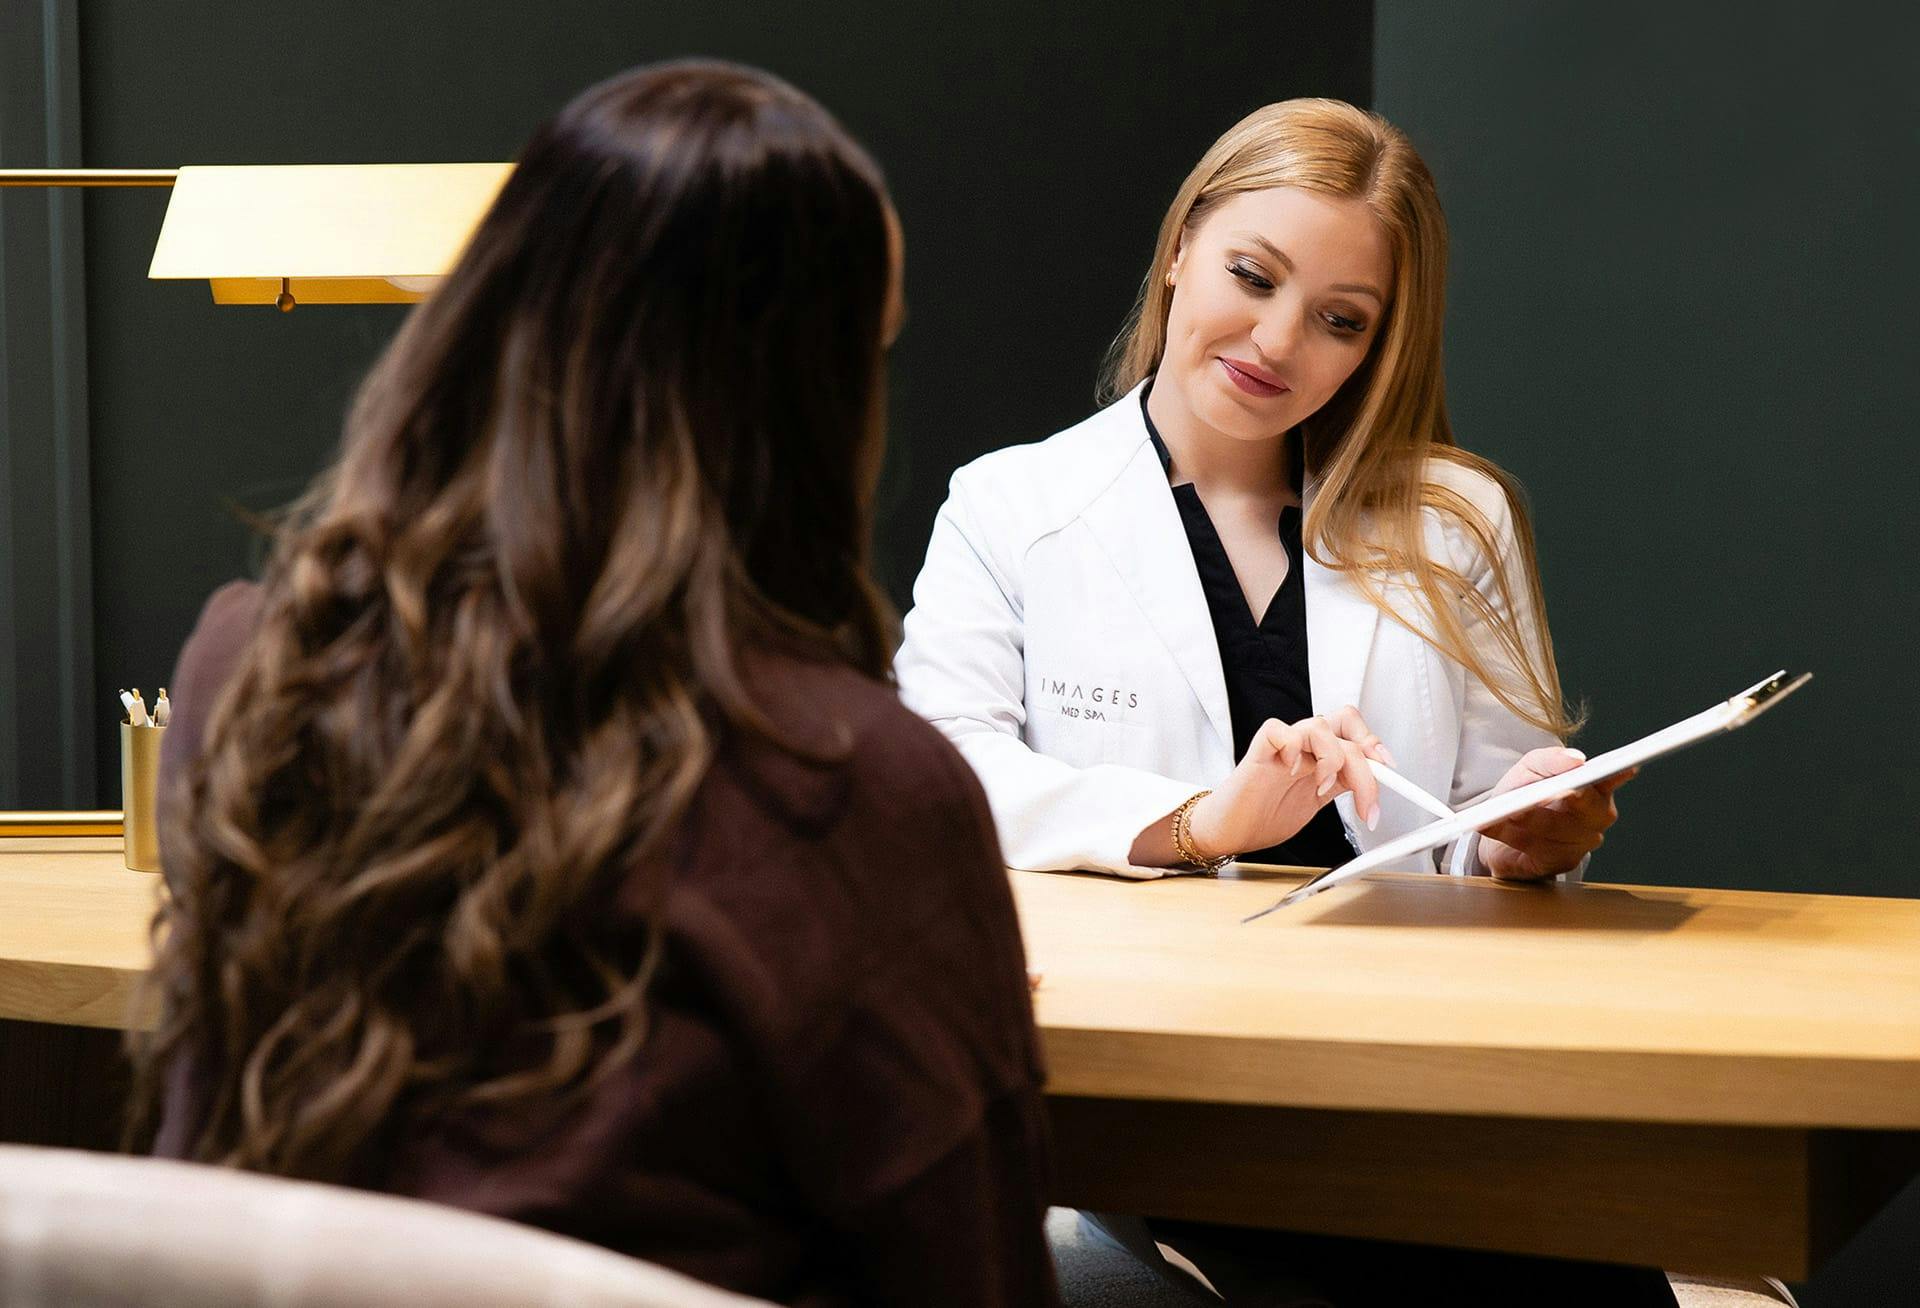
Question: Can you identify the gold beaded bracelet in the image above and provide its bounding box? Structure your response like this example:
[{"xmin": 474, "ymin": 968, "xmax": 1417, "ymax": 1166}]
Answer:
[{"xmin": 1172, "ymin": 789, "xmax": 1232, "ymax": 872}]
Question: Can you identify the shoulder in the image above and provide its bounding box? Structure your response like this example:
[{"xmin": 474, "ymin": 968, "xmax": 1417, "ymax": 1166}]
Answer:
[
  {"xmin": 750, "ymin": 655, "xmax": 949, "ymax": 767},
  {"xmin": 943, "ymin": 388, "xmax": 1150, "ymax": 540},
  {"xmin": 1419, "ymin": 450, "xmax": 1530, "ymax": 573},
  {"xmin": 175, "ymin": 579, "xmax": 265, "ymax": 703},
  {"xmin": 1423, "ymin": 450, "xmax": 1520, "ymax": 525},
  {"xmin": 158, "ymin": 579, "xmax": 267, "ymax": 834},
  {"xmin": 698, "ymin": 654, "xmax": 1017, "ymax": 1006},
  {"xmin": 731, "ymin": 653, "xmax": 1023, "ymax": 966},
  {"xmin": 165, "ymin": 581, "xmax": 264, "ymax": 745},
  {"xmin": 730, "ymin": 654, "xmax": 996, "ymax": 844},
  {"xmin": 191, "ymin": 577, "xmax": 265, "ymax": 640}
]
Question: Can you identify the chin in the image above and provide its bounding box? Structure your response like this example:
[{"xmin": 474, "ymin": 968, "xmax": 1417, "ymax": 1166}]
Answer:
[{"xmin": 1193, "ymin": 374, "xmax": 1290, "ymax": 442}]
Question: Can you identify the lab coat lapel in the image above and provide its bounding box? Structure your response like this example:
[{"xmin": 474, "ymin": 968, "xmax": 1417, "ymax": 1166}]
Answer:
[{"xmin": 1079, "ymin": 436, "xmax": 1235, "ymax": 760}]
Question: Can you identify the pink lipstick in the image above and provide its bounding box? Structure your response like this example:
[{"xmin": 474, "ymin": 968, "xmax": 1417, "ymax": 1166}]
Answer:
[{"xmin": 1219, "ymin": 357, "xmax": 1289, "ymax": 397}]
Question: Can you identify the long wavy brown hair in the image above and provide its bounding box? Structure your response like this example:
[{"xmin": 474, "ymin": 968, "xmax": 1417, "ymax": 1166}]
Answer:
[
  {"xmin": 1104, "ymin": 99, "xmax": 1579, "ymax": 738},
  {"xmin": 129, "ymin": 61, "xmax": 899, "ymax": 1183}
]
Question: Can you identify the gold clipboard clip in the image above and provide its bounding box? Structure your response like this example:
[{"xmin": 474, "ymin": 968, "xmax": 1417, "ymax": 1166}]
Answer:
[{"xmin": 1732, "ymin": 670, "xmax": 1813, "ymax": 722}]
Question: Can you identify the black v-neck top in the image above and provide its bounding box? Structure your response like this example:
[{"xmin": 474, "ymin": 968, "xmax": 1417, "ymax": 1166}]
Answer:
[{"xmin": 1142, "ymin": 392, "xmax": 1353, "ymax": 869}]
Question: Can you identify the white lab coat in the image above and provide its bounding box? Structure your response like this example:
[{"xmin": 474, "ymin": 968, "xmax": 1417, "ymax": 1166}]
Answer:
[{"xmin": 895, "ymin": 382, "xmax": 1568, "ymax": 878}]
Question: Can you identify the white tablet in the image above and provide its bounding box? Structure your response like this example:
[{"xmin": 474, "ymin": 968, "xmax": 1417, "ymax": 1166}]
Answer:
[{"xmin": 1245, "ymin": 670, "xmax": 1812, "ymax": 920}]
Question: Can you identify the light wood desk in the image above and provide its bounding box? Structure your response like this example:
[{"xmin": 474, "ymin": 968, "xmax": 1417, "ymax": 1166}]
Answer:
[
  {"xmin": 0, "ymin": 839, "xmax": 157, "ymax": 1030},
  {"xmin": 0, "ymin": 838, "xmax": 158, "ymax": 1150},
  {"xmin": 1019, "ymin": 865, "xmax": 1920, "ymax": 1279},
  {"xmin": 4, "ymin": 838, "xmax": 1918, "ymax": 1278}
]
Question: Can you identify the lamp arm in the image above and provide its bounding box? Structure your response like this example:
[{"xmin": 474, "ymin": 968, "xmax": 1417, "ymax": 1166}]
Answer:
[{"xmin": 0, "ymin": 168, "xmax": 177, "ymax": 187}]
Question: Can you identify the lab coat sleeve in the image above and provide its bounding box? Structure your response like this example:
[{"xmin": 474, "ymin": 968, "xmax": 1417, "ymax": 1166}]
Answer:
[
  {"xmin": 1438, "ymin": 468, "xmax": 1587, "ymax": 881},
  {"xmin": 895, "ymin": 474, "xmax": 1200, "ymax": 878}
]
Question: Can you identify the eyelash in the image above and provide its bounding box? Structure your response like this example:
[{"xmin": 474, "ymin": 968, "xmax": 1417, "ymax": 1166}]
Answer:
[
  {"xmin": 1226, "ymin": 261, "xmax": 1369, "ymax": 336},
  {"xmin": 1227, "ymin": 260, "xmax": 1274, "ymax": 292}
]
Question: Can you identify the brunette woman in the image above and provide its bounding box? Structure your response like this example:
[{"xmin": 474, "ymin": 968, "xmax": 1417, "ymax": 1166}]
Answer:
[{"xmin": 137, "ymin": 61, "xmax": 1056, "ymax": 1308}]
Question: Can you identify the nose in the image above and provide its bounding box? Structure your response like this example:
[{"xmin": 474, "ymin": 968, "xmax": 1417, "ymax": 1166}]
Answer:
[{"xmin": 1249, "ymin": 302, "xmax": 1302, "ymax": 366}]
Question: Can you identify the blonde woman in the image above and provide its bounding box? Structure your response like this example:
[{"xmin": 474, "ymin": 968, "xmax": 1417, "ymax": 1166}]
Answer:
[
  {"xmin": 895, "ymin": 100, "xmax": 1663, "ymax": 1303},
  {"xmin": 897, "ymin": 97, "xmax": 1627, "ymax": 882}
]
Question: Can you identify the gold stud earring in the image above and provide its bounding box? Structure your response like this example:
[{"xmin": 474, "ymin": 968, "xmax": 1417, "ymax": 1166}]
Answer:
[{"xmin": 1165, "ymin": 270, "xmax": 1176, "ymax": 288}]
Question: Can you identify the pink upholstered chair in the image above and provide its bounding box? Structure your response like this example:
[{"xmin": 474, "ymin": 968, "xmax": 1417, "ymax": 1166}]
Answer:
[{"xmin": 0, "ymin": 1144, "xmax": 771, "ymax": 1308}]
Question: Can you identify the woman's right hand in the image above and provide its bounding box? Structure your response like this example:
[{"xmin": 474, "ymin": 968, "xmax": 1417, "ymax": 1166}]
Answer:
[{"xmin": 1185, "ymin": 707, "xmax": 1389, "ymax": 862}]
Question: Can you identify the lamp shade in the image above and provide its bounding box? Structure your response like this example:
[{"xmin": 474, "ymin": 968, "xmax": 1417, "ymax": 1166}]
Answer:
[{"xmin": 147, "ymin": 163, "xmax": 512, "ymax": 305}]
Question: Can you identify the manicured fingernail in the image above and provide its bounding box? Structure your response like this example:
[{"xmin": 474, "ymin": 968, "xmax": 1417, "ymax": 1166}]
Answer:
[
  {"xmin": 1380, "ymin": 747, "xmax": 1398, "ymax": 768},
  {"xmin": 1566, "ymin": 748, "xmax": 1586, "ymax": 761},
  {"xmin": 1317, "ymin": 776, "xmax": 1336, "ymax": 797},
  {"xmin": 1366, "ymin": 804, "xmax": 1381, "ymax": 830}
]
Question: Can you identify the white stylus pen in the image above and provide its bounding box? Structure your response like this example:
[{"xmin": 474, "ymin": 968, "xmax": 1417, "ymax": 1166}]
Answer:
[{"xmin": 1366, "ymin": 757, "xmax": 1455, "ymax": 822}]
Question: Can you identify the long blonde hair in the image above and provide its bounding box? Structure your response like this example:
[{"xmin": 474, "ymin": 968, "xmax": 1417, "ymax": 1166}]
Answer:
[{"xmin": 1103, "ymin": 98, "xmax": 1578, "ymax": 738}]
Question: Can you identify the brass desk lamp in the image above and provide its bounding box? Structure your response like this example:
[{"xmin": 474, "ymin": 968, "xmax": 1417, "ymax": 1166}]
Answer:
[
  {"xmin": 0, "ymin": 162, "xmax": 511, "ymax": 309},
  {"xmin": 0, "ymin": 162, "xmax": 511, "ymax": 841}
]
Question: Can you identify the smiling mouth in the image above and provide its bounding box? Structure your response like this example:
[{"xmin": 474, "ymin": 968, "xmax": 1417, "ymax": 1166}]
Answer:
[{"xmin": 1219, "ymin": 357, "xmax": 1289, "ymax": 397}]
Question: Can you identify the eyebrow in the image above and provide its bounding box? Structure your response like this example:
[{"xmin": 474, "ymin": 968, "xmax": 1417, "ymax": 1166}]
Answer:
[{"xmin": 1234, "ymin": 232, "xmax": 1385, "ymax": 305}]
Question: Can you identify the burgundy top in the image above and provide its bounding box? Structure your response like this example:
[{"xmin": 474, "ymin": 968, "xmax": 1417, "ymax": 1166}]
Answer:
[{"xmin": 156, "ymin": 580, "xmax": 1059, "ymax": 1308}]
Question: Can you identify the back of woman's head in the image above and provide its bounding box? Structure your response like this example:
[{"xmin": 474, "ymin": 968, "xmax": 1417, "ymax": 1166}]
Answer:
[
  {"xmin": 359, "ymin": 59, "xmax": 896, "ymax": 662},
  {"xmin": 133, "ymin": 60, "xmax": 898, "ymax": 1181}
]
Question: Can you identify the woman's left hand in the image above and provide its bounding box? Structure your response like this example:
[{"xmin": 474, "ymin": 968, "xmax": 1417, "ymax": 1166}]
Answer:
[{"xmin": 1476, "ymin": 747, "xmax": 1634, "ymax": 881}]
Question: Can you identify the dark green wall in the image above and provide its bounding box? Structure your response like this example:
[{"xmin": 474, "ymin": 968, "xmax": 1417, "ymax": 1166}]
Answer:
[
  {"xmin": 1375, "ymin": 2, "xmax": 1919, "ymax": 901},
  {"xmin": 6, "ymin": 2, "xmax": 1918, "ymax": 1299},
  {"xmin": 1374, "ymin": 7, "xmax": 1919, "ymax": 1304},
  {"xmin": 49, "ymin": 0, "xmax": 1370, "ymax": 807}
]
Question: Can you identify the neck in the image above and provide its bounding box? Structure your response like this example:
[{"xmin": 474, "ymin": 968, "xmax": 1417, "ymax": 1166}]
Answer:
[{"xmin": 1144, "ymin": 370, "xmax": 1292, "ymax": 500}]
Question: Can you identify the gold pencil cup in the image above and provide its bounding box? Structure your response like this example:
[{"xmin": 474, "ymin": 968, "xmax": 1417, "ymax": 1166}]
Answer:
[{"xmin": 120, "ymin": 721, "xmax": 166, "ymax": 872}]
